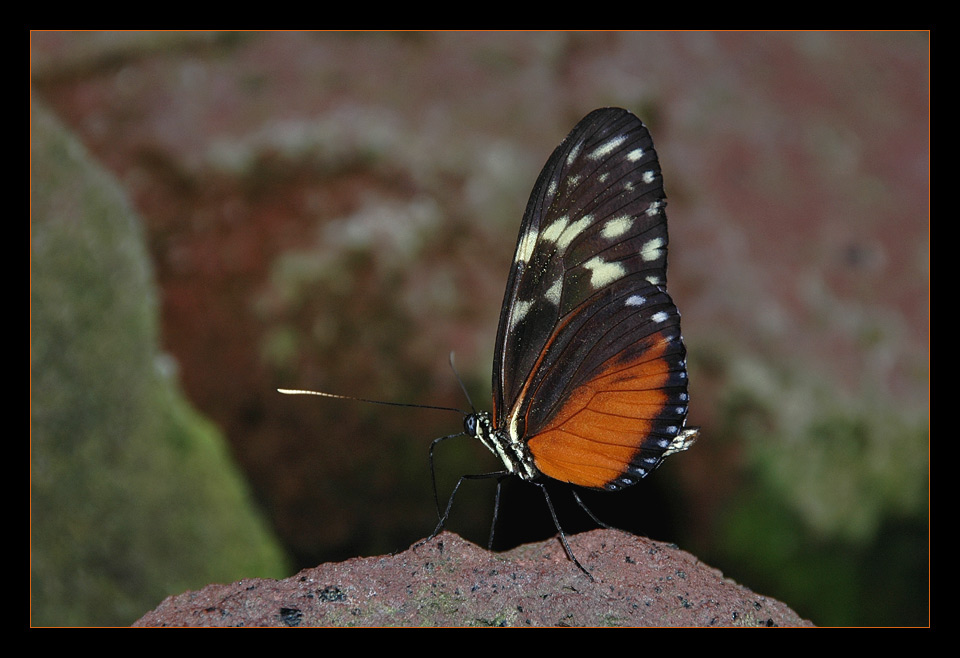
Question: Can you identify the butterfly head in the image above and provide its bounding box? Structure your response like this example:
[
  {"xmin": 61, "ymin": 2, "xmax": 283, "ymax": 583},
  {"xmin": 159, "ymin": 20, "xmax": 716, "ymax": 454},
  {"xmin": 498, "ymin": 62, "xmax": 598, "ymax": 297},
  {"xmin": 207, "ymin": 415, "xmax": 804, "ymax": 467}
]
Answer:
[{"xmin": 464, "ymin": 410, "xmax": 540, "ymax": 481}]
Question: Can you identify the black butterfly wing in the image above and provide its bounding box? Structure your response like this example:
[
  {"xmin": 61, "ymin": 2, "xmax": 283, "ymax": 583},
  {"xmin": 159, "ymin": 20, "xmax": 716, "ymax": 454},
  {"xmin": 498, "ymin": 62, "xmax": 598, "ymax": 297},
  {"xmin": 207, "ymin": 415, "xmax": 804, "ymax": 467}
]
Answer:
[{"xmin": 492, "ymin": 107, "xmax": 693, "ymax": 490}]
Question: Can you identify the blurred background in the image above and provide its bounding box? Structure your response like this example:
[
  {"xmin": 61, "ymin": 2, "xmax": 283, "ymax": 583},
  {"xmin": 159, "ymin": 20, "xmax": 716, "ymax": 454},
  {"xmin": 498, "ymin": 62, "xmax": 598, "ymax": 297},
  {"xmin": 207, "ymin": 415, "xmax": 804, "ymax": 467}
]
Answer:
[{"xmin": 30, "ymin": 31, "xmax": 928, "ymax": 626}]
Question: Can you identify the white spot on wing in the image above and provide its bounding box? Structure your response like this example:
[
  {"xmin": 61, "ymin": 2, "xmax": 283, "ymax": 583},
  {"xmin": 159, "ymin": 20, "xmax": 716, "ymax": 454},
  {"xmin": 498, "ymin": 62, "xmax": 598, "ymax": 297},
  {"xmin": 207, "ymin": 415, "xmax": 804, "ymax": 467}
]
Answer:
[
  {"xmin": 545, "ymin": 277, "xmax": 562, "ymax": 305},
  {"xmin": 545, "ymin": 215, "xmax": 592, "ymax": 251},
  {"xmin": 589, "ymin": 134, "xmax": 626, "ymax": 160},
  {"xmin": 642, "ymin": 170, "xmax": 656, "ymax": 184},
  {"xmin": 651, "ymin": 310, "xmax": 669, "ymax": 323},
  {"xmin": 516, "ymin": 227, "xmax": 538, "ymax": 264},
  {"xmin": 641, "ymin": 236, "xmax": 665, "ymax": 262},
  {"xmin": 584, "ymin": 256, "xmax": 626, "ymax": 287},
  {"xmin": 509, "ymin": 299, "xmax": 533, "ymax": 331},
  {"xmin": 625, "ymin": 294, "xmax": 646, "ymax": 307},
  {"xmin": 627, "ymin": 148, "xmax": 645, "ymax": 162},
  {"xmin": 542, "ymin": 216, "xmax": 569, "ymax": 243},
  {"xmin": 645, "ymin": 200, "xmax": 663, "ymax": 216},
  {"xmin": 600, "ymin": 215, "xmax": 633, "ymax": 239}
]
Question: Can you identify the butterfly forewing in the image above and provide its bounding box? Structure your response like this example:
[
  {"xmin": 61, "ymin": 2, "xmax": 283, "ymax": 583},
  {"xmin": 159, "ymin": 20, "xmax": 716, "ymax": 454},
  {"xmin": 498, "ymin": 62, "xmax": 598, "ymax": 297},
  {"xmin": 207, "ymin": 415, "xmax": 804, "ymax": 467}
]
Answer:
[{"xmin": 492, "ymin": 108, "xmax": 691, "ymax": 491}]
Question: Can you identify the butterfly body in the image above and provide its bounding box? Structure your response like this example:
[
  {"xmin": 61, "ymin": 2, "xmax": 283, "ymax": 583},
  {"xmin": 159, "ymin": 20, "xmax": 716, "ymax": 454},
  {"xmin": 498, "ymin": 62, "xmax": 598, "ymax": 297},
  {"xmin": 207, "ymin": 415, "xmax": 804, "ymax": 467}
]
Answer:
[{"xmin": 470, "ymin": 107, "xmax": 697, "ymax": 494}]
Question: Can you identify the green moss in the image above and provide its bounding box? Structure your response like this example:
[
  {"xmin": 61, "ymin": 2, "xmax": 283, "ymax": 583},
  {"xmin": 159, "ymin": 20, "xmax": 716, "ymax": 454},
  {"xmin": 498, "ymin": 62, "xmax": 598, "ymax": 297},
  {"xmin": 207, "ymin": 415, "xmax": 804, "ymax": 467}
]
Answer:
[
  {"xmin": 708, "ymin": 354, "xmax": 928, "ymax": 626},
  {"xmin": 722, "ymin": 357, "xmax": 927, "ymax": 543},
  {"xmin": 31, "ymin": 97, "xmax": 290, "ymax": 626}
]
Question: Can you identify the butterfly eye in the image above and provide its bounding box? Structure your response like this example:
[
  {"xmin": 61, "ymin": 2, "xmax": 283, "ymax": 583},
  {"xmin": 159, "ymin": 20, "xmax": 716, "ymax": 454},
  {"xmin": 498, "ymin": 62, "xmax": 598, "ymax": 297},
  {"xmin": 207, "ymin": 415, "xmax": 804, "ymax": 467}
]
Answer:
[{"xmin": 463, "ymin": 414, "xmax": 477, "ymax": 437}]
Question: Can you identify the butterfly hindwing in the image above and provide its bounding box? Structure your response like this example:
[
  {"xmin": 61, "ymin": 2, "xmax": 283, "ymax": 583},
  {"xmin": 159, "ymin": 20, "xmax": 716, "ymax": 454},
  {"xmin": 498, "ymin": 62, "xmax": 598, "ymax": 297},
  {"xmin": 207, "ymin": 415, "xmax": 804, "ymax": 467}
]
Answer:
[{"xmin": 491, "ymin": 108, "xmax": 690, "ymax": 490}]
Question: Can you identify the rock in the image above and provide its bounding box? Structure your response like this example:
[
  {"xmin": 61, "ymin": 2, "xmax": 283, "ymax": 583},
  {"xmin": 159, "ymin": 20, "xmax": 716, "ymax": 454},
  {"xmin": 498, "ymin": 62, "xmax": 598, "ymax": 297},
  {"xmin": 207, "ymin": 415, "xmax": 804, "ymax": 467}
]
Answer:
[{"xmin": 135, "ymin": 530, "xmax": 812, "ymax": 627}]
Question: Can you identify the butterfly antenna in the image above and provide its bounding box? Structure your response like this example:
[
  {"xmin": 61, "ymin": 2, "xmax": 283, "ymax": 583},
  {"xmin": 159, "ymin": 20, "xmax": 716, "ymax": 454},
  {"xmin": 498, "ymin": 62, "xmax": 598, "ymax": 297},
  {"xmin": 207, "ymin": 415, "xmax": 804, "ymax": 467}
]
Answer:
[
  {"xmin": 446, "ymin": 351, "xmax": 476, "ymax": 413},
  {"xmin": 277, "ymin": 388, "xmax": 466, "ymax": 415}
]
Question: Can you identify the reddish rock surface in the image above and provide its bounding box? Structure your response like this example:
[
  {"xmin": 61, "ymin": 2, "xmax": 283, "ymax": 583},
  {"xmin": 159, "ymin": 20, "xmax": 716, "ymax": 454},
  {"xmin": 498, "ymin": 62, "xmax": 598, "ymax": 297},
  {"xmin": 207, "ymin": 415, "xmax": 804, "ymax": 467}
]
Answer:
[{"xmin": 135, "ymin": 530, "xmax": 812, "ymax": 627}]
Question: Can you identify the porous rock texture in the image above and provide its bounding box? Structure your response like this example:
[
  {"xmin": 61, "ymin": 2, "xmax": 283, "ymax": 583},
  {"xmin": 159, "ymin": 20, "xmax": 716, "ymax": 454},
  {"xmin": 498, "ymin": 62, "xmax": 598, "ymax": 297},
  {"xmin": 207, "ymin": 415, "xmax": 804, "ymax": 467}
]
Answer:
[{"xmin": 135, "ymin": 530, "xmax": 813, "ymax": 627}]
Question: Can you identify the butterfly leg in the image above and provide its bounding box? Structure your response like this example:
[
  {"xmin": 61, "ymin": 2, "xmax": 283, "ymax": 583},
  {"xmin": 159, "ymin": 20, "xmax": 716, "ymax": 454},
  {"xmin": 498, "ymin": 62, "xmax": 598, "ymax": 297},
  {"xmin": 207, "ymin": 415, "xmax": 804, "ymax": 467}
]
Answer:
[
  {"xmin": 423, "ymin": 470, "xmax": 508, "ymax": 543},
  {"xmin": 536, "ymin": 482, "xmax": 595, "ymax": 581},
  {"xmin": 486, "ymin": 474, "xmax": 512, "ymax": 550},
  {"xmin": 570, "ymin": 489, "xmax": 617, "ymax": 530},
  {"xmin": 427, "ymin": 432, "xmax": 468, "ymax": 519}
]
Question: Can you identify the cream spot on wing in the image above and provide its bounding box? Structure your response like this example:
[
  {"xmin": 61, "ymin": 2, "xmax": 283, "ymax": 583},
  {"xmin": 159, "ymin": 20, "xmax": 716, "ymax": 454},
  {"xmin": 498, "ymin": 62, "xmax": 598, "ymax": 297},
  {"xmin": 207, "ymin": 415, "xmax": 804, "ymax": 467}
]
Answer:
[
  {"xmin": 508, "ymin": 299, "xmax": 533, "ymax": 331},
  {"xmin": 601, "ymin": 215, "xmax": 633, "ymax": 239},
  {"xmin": 515, "ymin": 227, "xmax": 538, "ymax": 263},
  {"xmin": 584, "ymin": 256, "xmax": 626, "ymax": 287},
  {"xmin": 627, "ymin": 147, "xmax": 644, "ymax": 162},
  {"xmin": 542, "ymin": 216, "xmax": 568, "ymax": 242},
  {"xmin": 589, "ymin": 134, "xmax": 626, "ymax": 160},
  {"xmin": 549, "ymin": 215, "xmax": 592, "ymax": 251},
  {"xmin": 544, "ymin": 276, "xmax": 563, "ymax": 305},
  {"xmin": 641, "ymin": 236, "xmax": 665, "ymax": 262}
]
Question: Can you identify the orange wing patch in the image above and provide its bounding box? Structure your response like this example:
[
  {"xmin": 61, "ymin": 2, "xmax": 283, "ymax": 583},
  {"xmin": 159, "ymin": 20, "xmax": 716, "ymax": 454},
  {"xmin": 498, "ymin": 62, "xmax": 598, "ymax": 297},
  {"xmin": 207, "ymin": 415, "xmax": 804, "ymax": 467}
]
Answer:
[{"xmin": 526, "ymin": 333, "xmax": 674, "ymax": 488}]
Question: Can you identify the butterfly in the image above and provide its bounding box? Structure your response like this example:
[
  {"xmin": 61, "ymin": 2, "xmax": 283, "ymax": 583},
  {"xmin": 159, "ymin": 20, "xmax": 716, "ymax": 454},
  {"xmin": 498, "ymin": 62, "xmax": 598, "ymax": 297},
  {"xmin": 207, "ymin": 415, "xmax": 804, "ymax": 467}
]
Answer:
[
  {"xmin": 282, "ymin": 107, "xmax": 697, "ymax": 577},
  {"xmin": 428, "ymin": 107, "xmax": 698, "ymax": 575}
]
